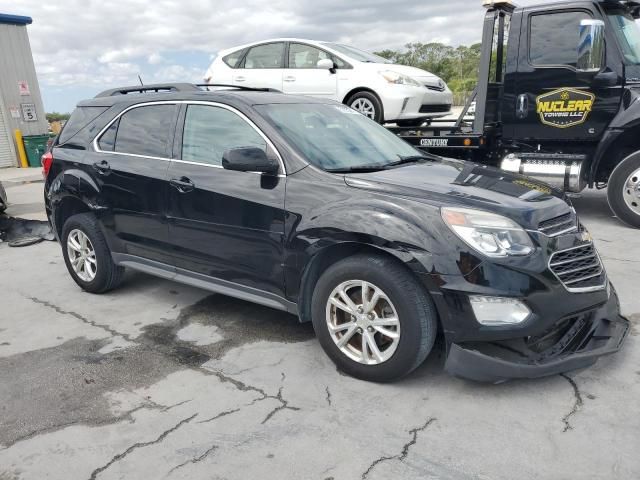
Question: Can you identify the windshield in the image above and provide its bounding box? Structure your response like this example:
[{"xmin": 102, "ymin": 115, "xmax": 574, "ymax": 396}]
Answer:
[
  {"xmin": 608, "ymin": 11, "xmax": 640, "ymax": 64},
  {"xmin": 320, "ymin": 42, "xmax": 392, "ymax": 64},
  {"xmin": 255, "ymin": 103, "xmax": 426, "ymax": 171}
]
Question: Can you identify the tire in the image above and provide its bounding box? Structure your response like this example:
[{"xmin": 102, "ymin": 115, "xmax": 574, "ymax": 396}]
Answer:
[
  {"xmin": 607, "ymin": 152, "xmax": 640, "ymax": 228},
  {"xmin": 311, "ymin": 253, "xmax": 437, "ymax": 382},
  {"xmin": 346, "ymin": 91, "xmax": 384, "ymax": 124},
  {"xmin": 396, "ymin": 118, "xmax": 427, "ymax": 128},
  {"xmin": 61, "ymin": 213, "xmax": 124, "ymax": 293}
]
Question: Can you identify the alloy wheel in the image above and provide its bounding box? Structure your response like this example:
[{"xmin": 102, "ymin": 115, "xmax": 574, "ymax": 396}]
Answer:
[
  {"xmin": 325, "ymin": 280, "xmax": 401, "ymax": 365},
  {"xmin": 623, "ymin": 167, "xmax": 640, "ymax": 217},
  {"xmin": 67, "ymin": 229, "xmax": 97, "ymax": 282},
  {"xmin": 350, "ymin": 98, "xmax": 376, "ymax": 119}
]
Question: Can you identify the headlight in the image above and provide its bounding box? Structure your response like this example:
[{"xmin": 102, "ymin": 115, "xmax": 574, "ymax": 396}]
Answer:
[
  {"xmin": 441, "ymin": 207, "xmax": 534, "ymax": 257},
  {"xmin": 378, "ymin": 70, "xmax": 422, "ymax": 87}
]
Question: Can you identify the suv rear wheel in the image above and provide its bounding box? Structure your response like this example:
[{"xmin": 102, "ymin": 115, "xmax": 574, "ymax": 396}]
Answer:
[
  {"xmin": 61, "ymin": 213, "xmax": 124, "ymax": 293},
  {"xmin": 608, "ymin": 152, "xmax": 640, "ymax": 228},
  {"xmin": 311, "ymin": 254, "xmax": 437, "ymax": 382}
]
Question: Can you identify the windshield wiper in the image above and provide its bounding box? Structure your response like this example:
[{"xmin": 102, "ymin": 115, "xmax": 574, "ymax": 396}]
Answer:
[
  {"xmin": 325, "ymin": 164, "xmax": 387, "ymax": 173},
  {"xmin": 383, "ymin": 155, "xmax": 433, "ymax": 168}
]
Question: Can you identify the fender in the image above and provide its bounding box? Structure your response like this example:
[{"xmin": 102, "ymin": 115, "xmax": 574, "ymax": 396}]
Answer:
[{"xmin": 589, "ymin": 88, "xmax": 640, "ymax": 186}]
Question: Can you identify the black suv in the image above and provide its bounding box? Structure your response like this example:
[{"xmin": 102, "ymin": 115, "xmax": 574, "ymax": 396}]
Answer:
[{"xmin": 44, "ymin": 83, "xmax": 629, "ymax": 383}]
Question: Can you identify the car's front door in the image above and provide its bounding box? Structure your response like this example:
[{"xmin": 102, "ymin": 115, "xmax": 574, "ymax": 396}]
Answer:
[
  {"xmin": 232, "ymin": 42, "xmax": 285, "ymax": 91},
  {"xmin": 166, "ymin": 103, "xmax": 287, "ymax": 297},
  {"xmin": 92, "ymin": 103, "xmax": 177, "ymax": 264},
  {"xmin": 282, "ymin": 43, "xmax": 338, "ymax": 98},
  {"xmin": 510, "ymin": 7, "xmax": 622, "ymax": 142}
]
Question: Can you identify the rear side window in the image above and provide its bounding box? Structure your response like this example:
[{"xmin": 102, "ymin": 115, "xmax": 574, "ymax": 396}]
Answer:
[
  {"xmin": 243, "ymin": 43, "xmax": 285, "ymax": 69},
  {"xmin": 111, "ymin": 104, "xmax": 177, "ymax": 158},
  {"xmin": 181, "ymin": 105, "xmax": 266, "ymax": 166},
  {"xmin": 223, "ymin": 49, "xmax": 245, "ymax": 68},
  {"xmin": 529, "ymin": 11, "xmax": 589, "ymax": 66},
  {"xmin": 59, "ymin": 106, "xmax": 108, "ymax": 144}
]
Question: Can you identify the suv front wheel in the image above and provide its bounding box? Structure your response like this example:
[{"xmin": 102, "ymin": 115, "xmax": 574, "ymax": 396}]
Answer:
[
  {"xmin": 311, "ymin": 254, "xmax": 437, "ymax": 382},
  {"xmin": 61, "ymin": 213, "xmax": 124, "ymax": 293}
]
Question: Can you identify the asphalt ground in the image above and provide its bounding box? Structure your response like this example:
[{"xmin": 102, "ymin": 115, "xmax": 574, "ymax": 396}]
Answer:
[{"xmin": 0, "ymin": 167, "xmax": 639, "ymax": 480}]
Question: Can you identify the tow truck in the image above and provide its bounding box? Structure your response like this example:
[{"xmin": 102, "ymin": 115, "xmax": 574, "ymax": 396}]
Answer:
[{"xmin": 388, "ymin": 0, "xmax": 640, "ymax": 228}]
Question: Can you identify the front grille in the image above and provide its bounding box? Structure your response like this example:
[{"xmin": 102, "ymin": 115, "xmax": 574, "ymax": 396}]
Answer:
[
  {"xmin": 549, "ymin": 243, "xmax": 606, "ymax": 292},
  {"xmin": 538, "ymin": 212, "xmax": 578, "ymax": 236},
  {"xmin": 419, "ymin": 104, "xmax": 452, "ymax": 113}
]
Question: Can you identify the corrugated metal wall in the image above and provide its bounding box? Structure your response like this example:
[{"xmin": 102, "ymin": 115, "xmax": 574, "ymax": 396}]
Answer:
[
  {"xmin": 0, "ymin": 97, "xmax": 16, "ymax": 167},
  {"xmin": 0, "ymin": 21, "xmax": 48, "ymax": 167}
]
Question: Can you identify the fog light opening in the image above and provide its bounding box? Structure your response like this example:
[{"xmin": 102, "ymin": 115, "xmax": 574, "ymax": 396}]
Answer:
[{"xmin": 469, "ymin": 295, "xmax": 531, "ymax": 326}]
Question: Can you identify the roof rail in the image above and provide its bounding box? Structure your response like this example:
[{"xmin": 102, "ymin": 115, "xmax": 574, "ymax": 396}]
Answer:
[
  {"xmin": 94, "ymin": 83, "xmax": 200, "ymax": 98},
  {"xmin": 196, "ymin": 83, "xmax": 282, "ymax": 93}
]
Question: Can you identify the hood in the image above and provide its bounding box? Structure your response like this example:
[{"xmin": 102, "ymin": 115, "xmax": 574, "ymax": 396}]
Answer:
[{"xmin": 344, "ymin": 159, "xmax": 572, "ymax": 229}]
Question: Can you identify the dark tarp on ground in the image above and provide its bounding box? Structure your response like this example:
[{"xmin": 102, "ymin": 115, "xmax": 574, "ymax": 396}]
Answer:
[{"xmin": 0, "ymin": 215, "xmax": 54, "ymax": 247}]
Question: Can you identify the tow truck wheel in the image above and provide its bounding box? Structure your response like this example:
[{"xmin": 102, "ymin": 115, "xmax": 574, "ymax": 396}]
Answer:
[
  {"xmin": 608, "ymin": 152, "xmax": 640, "ymax": 228},
  {"xmin": 347, "ymin": 92, "xmax": 383, "ymax": 124}
]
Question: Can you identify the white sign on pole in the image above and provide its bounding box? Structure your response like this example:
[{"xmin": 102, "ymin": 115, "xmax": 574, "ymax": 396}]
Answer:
[{"xmin": 21, "ymin": 103, "xmax": 37, "ymax": 122}]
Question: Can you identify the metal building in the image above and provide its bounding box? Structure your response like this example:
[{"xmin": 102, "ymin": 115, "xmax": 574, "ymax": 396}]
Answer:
[{"xmin": 0, "ymin": 13, "xmax": 48, "ymax": 167}]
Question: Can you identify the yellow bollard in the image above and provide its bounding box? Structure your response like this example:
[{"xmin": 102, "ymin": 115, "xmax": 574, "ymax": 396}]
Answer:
[{"xmin": 14, "ymin": 130, "xmax": 30, "ymax": 168}]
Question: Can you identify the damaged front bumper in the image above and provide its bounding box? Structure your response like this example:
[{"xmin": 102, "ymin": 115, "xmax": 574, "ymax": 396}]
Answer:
[{"xmin": 444, "ymin": 294, "xmax": 630, "ymax": 383}]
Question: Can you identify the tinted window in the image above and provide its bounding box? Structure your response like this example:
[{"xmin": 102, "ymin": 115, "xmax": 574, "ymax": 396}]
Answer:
[
  {"xmin": 98, "ymin": 119, "xmax": 118, "ymax": 151},
  {"xmin": 530, "ymin": 11, "xmax": 589, "ymax": 66},
  {"xmin": 59, "ymin": 106, "xmax": 108, "ymax": 144},
  {"xmin": 114, "ymin": 104, "xmax": 177, "ymax": 158},
  {"xmin": 289, "ymin": 43, "xmax": 333, "ymax": 69},
  {"xmin": 181, "ymin": 105, "xmax": 267, "ymax": 166},
  {"xmin": 243, "ymin": 43, "xmax": 285, "ymax": 69},
  {"xmin": 223, "ymin": 49, "xmax": 244, "ymax": 68}
]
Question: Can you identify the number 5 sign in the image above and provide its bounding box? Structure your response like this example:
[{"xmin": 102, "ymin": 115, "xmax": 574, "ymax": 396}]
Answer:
[{"xmin": 21, "ymin": 103, "xmax": 37, "ymax": 122}]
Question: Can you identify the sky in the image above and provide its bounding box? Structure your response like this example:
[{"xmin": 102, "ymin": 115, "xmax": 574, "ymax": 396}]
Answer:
[{"xmin": 0, "ymin": 0, "xmax": 545, "ymax": 113}]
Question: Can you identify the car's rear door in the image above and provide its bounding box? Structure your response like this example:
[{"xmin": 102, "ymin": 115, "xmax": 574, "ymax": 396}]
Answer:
[
  {"xmin": 282, "ymin": 42, "xmax": 338, "ymax": 98},
  {"xmin": 93, "ymin": 102, "xmax": 177, "ymax": 264},
  {"xmin": 166, "ymin": 102, "xmax": 287, "ymax": 298},
  {"xmin": 232, "ymin": 42, "xmax": 285, "ymax": 91}
]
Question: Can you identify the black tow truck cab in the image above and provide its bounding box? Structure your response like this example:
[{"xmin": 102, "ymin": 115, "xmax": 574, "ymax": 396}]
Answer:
[{"xmin": 389, "ymin": 0, "xmax": 640, "ymax": 228}]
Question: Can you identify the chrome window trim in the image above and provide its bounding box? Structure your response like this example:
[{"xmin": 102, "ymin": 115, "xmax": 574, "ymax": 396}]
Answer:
[{"xmin": 92, "ymin": 100, "xmax": 287, "ymax": 176}]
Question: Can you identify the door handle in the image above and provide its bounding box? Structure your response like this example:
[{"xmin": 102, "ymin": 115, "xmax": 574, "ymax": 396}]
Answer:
[
  {"xmin": 284, "ymin": 76, "xmax": 296, "ymax": 82},
  {"xmin": 169, "ymin": 177, "xmax": 195, "ymax": 193},
  {"xmin": 234, "ymin": 76, "xmax": 246, "ymax": 82},
  {"xmin": 92, "ymin": 160, "xmax": 111, "ymax": 175},
  {"xmin": 516, "ymin": 94, "xmax": 528, "ymax": 119}
]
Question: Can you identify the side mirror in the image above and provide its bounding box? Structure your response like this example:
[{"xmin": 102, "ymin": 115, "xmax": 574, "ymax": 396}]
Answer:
[
  {"xmin": 577, "ymin": 19, "xmax": 605, "ymax": 73},
  {"xmin": 222, "ymin": 147, "xmax": 279, "ymax": 175},
  {"xmin": 317, "ymin": 58, "xmax": 335, "ymax": 71}
]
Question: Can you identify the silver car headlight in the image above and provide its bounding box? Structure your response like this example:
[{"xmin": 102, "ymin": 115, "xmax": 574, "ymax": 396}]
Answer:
[
  {"xmin": 378, "ymin": 70, "xmax": 422, "ymax": 87},
  {"xmin": 441, "ymin": 207, "xmax": 534, "ymax": 257}
]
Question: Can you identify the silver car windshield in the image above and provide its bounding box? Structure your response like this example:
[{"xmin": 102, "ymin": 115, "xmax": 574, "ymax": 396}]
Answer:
[
  {"xmin": 320, "ymin": 42, "xmax": 392, "ymax": 64},
  {"xmin": 255, "ymin": 103, "xmax": 427, "ymax": 171}
]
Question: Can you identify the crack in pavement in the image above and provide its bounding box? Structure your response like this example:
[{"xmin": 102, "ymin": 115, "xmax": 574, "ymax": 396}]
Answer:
[
  {"xmin": 26, "ymin": 296, "xmax": 133, "ymax": 342},
  {"xmin": 361, "ymin": 418, "xmax": 436, "ymax": 480},
  {"xmin": 167, "ymin": 444, "xmax": 218, "ymax": 475},
  {"xmin": 197, "ymin": 408, "xmax": 241, "ymax": 424},
  {"xmin": 559, "ymin": 374, "xmax": 583, "ymax": 432},
  {"xmin": 87, "ymin": 414, "xmax": 197, "ymax": 480},
  {"xmin": 207, "ymin": 369, "xmax": 300, "ymax": 425},
  {"xmin": 261, "ymin": 385, "xmax": 301, "ymax": 424},
  {"xmin": 325, "ymin": 386, "xmax": 332, "ymax": 407}
]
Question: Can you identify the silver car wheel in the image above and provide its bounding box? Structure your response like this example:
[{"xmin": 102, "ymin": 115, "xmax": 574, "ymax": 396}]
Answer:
[
  {"xmin": 623, "ymin": 167, "xmax": 640, "ymax": 216},
  {"xmin": 67, "ymin": 229, "xmax": 97, "ymax": 282},
  {"xmin": 350, "ymin": 98, "xmax": 376, "ymax": 119},
  {"xmin": 326, "ymin": 280, "xmax": 401, "ymax": 365}
]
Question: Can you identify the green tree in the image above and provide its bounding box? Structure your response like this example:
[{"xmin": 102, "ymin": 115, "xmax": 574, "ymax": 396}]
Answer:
[{"xmin": 46, "ymin": 112, "xmax": 71, "ymax": 122}]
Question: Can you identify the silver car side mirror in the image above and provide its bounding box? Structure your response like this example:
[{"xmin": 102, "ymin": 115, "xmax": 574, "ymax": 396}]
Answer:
[{"xmin": 577, "ymin": 19, "xmax": 605, "ymax": 73}]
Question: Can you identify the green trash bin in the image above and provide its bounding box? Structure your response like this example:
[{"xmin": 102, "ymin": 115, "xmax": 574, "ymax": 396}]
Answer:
[{"xmin": 22, "ymin": 134, "xmax": 50, "ymax": 168}]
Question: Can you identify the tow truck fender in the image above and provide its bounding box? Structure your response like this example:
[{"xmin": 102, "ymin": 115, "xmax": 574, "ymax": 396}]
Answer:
[{"xmin": 589, "ymin": 89, "xmax": 640, "ymax": 186}]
